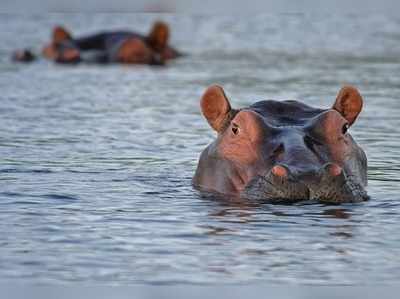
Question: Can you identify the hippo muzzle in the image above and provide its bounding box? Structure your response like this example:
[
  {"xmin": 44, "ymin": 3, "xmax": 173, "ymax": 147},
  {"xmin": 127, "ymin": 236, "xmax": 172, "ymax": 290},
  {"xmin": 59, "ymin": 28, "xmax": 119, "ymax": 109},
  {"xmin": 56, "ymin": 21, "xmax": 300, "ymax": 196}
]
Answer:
[{"xmin": 243, "ymin": 163, "xmax": 369, "ymax": 203}]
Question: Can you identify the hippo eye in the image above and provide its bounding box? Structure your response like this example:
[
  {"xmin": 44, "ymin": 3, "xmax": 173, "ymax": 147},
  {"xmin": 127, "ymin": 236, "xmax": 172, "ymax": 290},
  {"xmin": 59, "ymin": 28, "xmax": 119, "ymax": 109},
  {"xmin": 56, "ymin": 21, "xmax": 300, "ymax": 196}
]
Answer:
[
  {"xmin": 342, "ymin": 123, "xmax": 349, "ymax": 134},
  {"xmin": 232, "ymin": 123, "xmax": 239, "ymax": 135}
]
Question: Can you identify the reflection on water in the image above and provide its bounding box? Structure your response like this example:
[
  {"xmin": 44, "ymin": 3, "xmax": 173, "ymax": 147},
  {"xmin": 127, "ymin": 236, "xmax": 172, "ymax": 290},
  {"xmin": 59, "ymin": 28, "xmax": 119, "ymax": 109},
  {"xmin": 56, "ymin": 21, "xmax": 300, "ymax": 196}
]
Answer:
[{"xmin": 0, "ymin": 14, "xmax": 399, "ymax": 285}]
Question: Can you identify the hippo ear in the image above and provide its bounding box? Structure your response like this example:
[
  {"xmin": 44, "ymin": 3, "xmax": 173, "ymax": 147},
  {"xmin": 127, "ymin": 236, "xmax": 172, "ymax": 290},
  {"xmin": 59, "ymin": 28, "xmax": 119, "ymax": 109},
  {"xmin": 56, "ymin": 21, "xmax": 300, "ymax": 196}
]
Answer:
[
  {"xmin": 201, "ymin": 85, "xmax": 232, "ymax": 132},
  {"xmin": 332, "ymin": 85, "xmax": 363, "ymax": 126},
  {"xmin": 147, "ymin": 21, "xmax": 169, "ymax": 52},
  {"xmin": 53, "ymin": 26, "xmax": 73, "ymax": 45}
]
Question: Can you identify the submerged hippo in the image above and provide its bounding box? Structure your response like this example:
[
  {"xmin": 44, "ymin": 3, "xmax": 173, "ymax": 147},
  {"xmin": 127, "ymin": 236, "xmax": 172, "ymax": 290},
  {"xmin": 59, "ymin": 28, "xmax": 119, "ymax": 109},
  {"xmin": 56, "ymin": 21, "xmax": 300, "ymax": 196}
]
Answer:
[
  {"xmin": 193, "ymin": 85, "xmax": 369, "ymax": 203},
  {"xmin": 12, "ymin": 21, "xmax": 182, "ymax": 65}
]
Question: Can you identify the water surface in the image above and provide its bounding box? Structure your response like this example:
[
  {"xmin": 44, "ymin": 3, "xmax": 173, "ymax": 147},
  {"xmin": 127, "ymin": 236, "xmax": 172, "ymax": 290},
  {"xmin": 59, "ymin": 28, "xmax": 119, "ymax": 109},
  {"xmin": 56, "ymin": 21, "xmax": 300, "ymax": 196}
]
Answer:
[{"xmin": 0, "ymin": 14, "xmax": 399, "ymax": 285}]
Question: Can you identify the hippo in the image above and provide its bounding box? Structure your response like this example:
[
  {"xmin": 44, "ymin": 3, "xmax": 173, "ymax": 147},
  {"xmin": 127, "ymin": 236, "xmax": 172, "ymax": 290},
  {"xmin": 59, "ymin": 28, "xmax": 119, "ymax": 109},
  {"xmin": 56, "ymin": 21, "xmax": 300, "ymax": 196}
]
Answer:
[
  {"xmin": 12, "ymin": 21, "xmax": 182, "ymax": 65},
  {"xmin": 193, "ymin": 85, "xmax": 369, "ymax": 203}
]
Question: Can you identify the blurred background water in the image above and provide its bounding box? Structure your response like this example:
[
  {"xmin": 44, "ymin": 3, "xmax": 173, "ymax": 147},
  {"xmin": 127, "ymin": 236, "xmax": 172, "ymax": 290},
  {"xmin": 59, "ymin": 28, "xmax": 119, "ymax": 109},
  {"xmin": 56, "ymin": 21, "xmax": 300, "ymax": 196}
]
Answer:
[{"xmin": 0, "ymin": 14, "xmax": 399, "ymax": 285}]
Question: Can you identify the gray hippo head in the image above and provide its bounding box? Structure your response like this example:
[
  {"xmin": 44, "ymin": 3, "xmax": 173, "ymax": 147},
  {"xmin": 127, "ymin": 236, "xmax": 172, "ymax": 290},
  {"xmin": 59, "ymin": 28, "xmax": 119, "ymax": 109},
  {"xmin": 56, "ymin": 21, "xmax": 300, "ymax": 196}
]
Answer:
[{"xmin": 193, "ymin": 85, "xmax": 368, "ymax": 203}]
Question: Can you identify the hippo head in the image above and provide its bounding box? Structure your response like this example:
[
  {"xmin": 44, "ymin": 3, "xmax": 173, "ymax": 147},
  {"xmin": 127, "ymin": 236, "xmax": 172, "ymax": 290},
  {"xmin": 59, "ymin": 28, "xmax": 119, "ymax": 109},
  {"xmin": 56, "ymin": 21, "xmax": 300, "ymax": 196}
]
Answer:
[
  {"xmin": 193, "ymin": 85, "xmax": 369, "ymax": 203},
  {"xmin": 42, "ymin": 26, "xmax": 81, "ymax": 64}
]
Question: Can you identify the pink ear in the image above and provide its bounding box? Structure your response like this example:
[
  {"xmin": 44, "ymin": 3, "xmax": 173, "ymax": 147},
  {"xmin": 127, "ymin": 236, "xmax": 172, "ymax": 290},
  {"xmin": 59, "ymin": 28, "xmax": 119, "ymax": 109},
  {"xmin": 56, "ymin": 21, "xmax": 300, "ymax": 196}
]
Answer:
[
  {"xmin": 147, "ymin": 21, "xmax": 169, "ymax": 51},
  {"xmin": 201, "ymin": 85, "xmax": 232, "ymax": 132},
  {"xmin": 332, "ymin": 85, "xmax": 363, "ymax": 126},
  {"xmin": 53, "ymin": 26, "xmax": 73, "ymax": 45}
]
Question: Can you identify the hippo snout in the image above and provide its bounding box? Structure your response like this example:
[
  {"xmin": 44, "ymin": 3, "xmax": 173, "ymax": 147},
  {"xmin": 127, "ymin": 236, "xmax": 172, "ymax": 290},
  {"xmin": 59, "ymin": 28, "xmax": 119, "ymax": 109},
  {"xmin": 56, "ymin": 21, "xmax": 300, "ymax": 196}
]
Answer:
[
  {"xmin": 12, "ymin": 49, "xmax": 36, "ymax": 62},
  {"xmin": 243, "ymin": 162, "xmax": 369, "ymax": 203},
  {"xmin": 270, "ymin": 163, "xmax": 343, "ymax": 184}
]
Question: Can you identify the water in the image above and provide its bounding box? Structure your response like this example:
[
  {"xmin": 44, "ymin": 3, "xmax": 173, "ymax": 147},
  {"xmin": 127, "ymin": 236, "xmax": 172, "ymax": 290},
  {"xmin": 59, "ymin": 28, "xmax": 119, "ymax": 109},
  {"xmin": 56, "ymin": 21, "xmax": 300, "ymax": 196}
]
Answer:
[{"xmin": 0, "ymin": 14, "xmax": 399, "ymax": 285}]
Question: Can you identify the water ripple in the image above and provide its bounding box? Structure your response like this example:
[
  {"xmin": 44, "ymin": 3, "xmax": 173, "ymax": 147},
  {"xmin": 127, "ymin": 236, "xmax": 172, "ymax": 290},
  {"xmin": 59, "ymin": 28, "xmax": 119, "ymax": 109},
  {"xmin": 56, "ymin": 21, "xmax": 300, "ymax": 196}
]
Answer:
[{"xmin": 0, "ymin": 14, "xmax": 399, "ymax": 286}]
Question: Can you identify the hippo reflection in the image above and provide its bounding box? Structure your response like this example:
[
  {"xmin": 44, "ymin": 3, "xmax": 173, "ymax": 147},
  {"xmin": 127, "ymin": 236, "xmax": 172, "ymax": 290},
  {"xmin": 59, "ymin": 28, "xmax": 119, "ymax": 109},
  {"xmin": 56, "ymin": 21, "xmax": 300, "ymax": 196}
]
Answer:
[
  {"xmin": 193, "ymin": 85, "xmax": 369, "ymax": 203},
  {"xmin": 12, "ymin": 21, "xmax": 182, "ymax": 65}
]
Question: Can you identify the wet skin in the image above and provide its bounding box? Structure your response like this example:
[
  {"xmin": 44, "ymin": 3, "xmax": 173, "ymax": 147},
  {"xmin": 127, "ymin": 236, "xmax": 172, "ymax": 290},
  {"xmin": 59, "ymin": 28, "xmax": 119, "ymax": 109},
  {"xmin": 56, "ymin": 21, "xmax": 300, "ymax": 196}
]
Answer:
[
  {"xmin": 193, "ymin": 85, "xmax": 369, "ymax": 203},
  {"xmin": 13, "ymin": 21, "xmax": 182, "ymax": 65}
]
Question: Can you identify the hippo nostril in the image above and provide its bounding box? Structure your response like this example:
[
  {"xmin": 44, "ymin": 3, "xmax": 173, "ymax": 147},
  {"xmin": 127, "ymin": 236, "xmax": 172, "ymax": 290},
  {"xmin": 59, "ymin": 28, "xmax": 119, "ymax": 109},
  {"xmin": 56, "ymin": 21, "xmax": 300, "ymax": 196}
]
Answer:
[
  {"xmin": 323, "ymin": 163, "xmax": 343, "ymax": 177},
  {"xmin": 273, "ymin": 143, "xmax": 285, "ymax": 156},
  {"xmin": 271, "ymin": 164, "xmax": 289, "ymax": 178}
]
